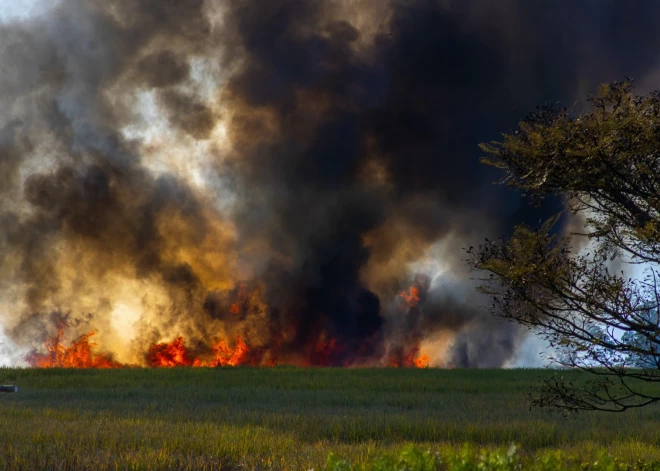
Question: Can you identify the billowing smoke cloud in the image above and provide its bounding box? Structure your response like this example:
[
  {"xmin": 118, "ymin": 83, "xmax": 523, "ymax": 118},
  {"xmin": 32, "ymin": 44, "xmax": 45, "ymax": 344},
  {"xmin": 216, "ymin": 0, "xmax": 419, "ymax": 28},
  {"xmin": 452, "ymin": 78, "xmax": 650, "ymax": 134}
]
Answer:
[{"xmin": 1, "ymin": 0, "xmax": 659, "ymax": 366}]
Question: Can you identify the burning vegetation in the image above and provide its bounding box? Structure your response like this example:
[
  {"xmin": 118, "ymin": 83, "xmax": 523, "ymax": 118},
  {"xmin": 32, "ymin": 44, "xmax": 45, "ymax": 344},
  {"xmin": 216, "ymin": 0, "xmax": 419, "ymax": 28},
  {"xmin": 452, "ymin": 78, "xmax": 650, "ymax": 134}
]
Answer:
[
  {"xmin": 4, "ymin": 0, "xmax": 650, "ymax": 370},
  {"xmin": 25, "ymin": 327, "xmax": 122, "ymax": 369},
  {"xmin": 25, "ymin": 278, "xmax": 432, "ymax": 368}
]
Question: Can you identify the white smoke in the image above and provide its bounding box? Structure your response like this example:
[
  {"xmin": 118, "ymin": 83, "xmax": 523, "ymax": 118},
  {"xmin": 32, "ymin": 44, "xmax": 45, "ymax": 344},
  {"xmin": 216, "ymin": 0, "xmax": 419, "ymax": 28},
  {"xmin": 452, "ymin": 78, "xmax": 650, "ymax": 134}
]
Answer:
[
  {"xmin": 0, "ymin": 328, "xmax": 27, "ymax": 367},
  {"xmin": 0, "ymin": 0, "xmax": 60, "ymax": 24}
]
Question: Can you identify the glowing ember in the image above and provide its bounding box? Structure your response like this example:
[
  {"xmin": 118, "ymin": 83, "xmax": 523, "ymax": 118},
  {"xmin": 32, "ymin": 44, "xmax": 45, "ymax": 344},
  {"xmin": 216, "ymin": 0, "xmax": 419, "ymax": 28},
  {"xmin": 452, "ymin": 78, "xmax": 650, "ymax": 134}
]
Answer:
[
  {"xmin": 228, "ymin": 283, "xmax": 251, "ymax": 317},
  {"xmin": 26, "ymin": 328, "xmax": 121, "ymax": 368},
  {"xmin": 309, "ymin": 337, "xmax": 346, "ymax": 366}
]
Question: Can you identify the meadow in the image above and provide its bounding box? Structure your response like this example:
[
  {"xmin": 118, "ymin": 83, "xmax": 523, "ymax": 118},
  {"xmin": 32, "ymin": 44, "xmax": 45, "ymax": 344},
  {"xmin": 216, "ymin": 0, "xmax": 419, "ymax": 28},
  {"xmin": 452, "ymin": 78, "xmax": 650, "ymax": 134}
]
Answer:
[{"xmin": 1, "ymin": 367, "xmax": 659, "ymax": 470}]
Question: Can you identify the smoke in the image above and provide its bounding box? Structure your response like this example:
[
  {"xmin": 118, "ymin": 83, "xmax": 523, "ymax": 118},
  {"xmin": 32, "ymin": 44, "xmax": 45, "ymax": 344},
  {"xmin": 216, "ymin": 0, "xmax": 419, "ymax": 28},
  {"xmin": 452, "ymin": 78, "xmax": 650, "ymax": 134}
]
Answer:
[{"xmin": 1, "ymin": 0, "xmax": 659, "ymax": 366}]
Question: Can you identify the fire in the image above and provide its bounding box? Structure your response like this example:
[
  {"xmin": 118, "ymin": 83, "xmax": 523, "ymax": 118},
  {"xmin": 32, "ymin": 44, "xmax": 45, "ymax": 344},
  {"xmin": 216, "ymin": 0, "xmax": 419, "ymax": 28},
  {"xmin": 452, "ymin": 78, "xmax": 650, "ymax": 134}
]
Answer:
[
  {"xmin": 413, "ymin": 354, "xmax": 430, "ymax": 368},
  {"xmin": 228, "ymin": 282, "xmax": 251, "ymax": 316},
  {"xmin": 398, "ymin": 286, "xmax": 420, "ymax": 308},
  {"xmin": 308, "ymin": 337, "xmax": 346, "ymax": 366},
  {"xmin": 386, "ymin": 343, "xmax": 430, "ymax": 368},
  {"xmin": 26, "ymin": 329, "xmax": 434, "ymax": 368},
  {"xmin": 204, "ymin": 337, "xmax": 250, "ymax": 366},
  {"xmin": 146, "ymin": 336, "xmax": 252, "ymax": 367},
  {"xmin": 385, "ymin": 275, "xmax": 433, "ymax": 368},
  {"xmin": 25, "ymin": 275, "xmax": 438, "ymax": 369},
  {"xmin": 26, "ymin": 328, "xmax": 122, "ymax": 368},
  {"xmin": 147, "ymin": 337, "xmax": 193, "ymax": 367}
]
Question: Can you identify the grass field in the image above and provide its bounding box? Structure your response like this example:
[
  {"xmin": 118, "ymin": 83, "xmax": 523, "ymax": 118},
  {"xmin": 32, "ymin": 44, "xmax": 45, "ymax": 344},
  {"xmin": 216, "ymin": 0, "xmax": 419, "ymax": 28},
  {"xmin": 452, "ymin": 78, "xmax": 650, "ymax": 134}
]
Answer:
[{"xmin": 1, "ymin": 367, "xmax": 660, "ymax": 470}]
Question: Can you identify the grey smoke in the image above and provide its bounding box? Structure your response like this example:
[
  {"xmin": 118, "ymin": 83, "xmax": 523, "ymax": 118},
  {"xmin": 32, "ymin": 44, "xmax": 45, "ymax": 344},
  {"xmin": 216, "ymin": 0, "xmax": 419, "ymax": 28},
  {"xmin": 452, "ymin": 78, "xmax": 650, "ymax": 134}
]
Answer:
[{"xmin": 0, "ymin": 0, "xmax": 659, "ymax": 366}]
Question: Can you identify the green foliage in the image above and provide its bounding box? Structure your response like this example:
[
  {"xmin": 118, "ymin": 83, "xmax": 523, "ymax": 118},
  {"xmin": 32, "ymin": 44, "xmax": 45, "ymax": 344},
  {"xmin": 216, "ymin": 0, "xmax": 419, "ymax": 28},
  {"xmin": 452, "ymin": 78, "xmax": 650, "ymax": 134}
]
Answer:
[
  {"xmin": 397, "ymin": 446, "xmax": 441, "ymax": 471},
  {"xmin": 325, "ymin": 452, "xmax": 354, "ymax": 471},
  {"xmin": 324, "ymin": 445, "xmax": 441, "ymax": 471},
  {"xmin": 322, "ymin": 445, "xmax": 660, "ymax": 471},
  {"xmin": 443, "ymin": 444, "xmax": 521, "ymax": 471},
  {"xmin": 531, "ymin": 450, "xmax": 565, "ymax": 471}
]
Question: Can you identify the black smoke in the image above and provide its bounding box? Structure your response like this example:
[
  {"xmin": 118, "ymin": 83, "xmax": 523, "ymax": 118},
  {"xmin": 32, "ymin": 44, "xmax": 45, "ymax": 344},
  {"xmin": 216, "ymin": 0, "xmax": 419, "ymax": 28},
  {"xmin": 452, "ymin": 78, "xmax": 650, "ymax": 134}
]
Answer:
[{"xmin": 1, "ymin": 0, "xmax": 659, "ymax": 366}]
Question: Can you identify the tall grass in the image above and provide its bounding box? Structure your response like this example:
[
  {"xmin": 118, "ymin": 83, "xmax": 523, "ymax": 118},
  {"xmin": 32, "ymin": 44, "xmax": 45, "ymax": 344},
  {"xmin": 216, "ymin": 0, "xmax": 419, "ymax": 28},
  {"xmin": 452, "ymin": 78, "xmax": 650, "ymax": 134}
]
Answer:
[{"xmin": 1, "ymin": 367, "xmax": 659, "ymax": 470}]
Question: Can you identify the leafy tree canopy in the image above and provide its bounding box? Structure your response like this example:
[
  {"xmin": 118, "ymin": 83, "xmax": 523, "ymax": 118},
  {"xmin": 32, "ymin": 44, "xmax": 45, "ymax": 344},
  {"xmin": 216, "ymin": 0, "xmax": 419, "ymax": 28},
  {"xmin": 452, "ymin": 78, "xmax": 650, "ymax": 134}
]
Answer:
[{"xmin": 471, "ymin": 81, "xmax": 660, "ymax": 412}]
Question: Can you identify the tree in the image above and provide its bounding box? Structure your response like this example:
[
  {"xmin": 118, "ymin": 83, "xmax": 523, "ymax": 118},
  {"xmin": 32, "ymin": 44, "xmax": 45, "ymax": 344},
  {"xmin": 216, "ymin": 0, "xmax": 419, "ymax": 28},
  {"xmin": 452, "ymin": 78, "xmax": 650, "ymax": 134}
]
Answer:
[
  {"xmin": 621, "ymin": 306, "xmax": 660, "ymax": 369},
  {"xmin": 470, "ymin": 81, "xmax": 660, "ymax": 413}
]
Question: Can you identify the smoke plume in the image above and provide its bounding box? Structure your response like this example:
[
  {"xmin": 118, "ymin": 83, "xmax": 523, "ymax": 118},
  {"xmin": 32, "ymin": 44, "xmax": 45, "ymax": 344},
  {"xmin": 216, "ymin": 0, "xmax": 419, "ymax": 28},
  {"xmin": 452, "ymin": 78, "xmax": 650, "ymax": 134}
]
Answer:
[{"xmin": 1, "ymin": 0, "xmax": 659, "ymax": 366}]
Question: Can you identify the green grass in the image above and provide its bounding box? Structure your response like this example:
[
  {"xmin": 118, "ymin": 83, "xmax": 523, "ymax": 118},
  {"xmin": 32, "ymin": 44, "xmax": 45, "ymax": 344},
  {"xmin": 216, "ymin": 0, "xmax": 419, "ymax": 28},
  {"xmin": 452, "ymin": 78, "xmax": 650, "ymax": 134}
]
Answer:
[{"xmin": 1, "ymin": 367, "xmax": 659, "ymax": 470}]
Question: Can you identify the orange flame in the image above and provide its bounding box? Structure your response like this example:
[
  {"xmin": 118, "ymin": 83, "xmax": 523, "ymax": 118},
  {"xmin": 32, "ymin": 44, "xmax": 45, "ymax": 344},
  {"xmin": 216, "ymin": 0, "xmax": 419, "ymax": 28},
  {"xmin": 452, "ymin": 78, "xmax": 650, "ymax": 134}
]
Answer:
[
  {"xmin": 25, "ymin": 275, "xmax": 436, "ymax": 369},
  {"xmin": 204, "ymin": 337, "xmax": 250, "ymax": 367},
  {"xmin": 146, "ymin": 336, "xmax": 252, "ymax": 367},
  {"xmin": 229, "ymin": 303, "xmax": 241, "ymax": 315},
  {"xmin": 25, "ymin": 328, "xmax": 121, "ymax": 368},
  {"xmin": 398, "ymin": 286, "xmax": 420, "ymax": 308},
  {"xmin": 229, "ymin": 282, "xmax": 251, "ymax": 316},
  {"xmin": 386, "ymin": 343, "xmax": 430, "ymax": 368},
  {"xmin": 147, "ymin": 337, "xmax": 193, "ymax": 367},
  {"xmin": 413, "ymin": 354, "xmax": 430, "ymax": 368},
  {"xmin": 26, "ymin": 330, "xmax": 432, "ymax": 369}
]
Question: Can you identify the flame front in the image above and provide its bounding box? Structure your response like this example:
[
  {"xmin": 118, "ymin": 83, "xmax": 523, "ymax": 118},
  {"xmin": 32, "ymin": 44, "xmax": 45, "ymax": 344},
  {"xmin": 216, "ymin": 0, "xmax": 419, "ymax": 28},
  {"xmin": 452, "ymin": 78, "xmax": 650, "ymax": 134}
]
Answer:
[
  {"xmin": 145, "ymin": 336, "xmax": 252, "ymax": 368},
  {"xmin": 205, "ymin": 338, "xmax": 251, "ymax": 367},
  {"xmin": 147, "ymin": 337, "xmax": 194, "ymax": 367},
  {"xmin": 25, "ymin": 276, "xmax": 435, "ymax": 369},
  {"xmin": 25, "ymin": 328, "xmax": 122, "ymax": 369},
  {"xmin": 27, "ymin": 329, "xmax": 431, "ymax": 368},
  {"xmin": 414, "ymin": 354, "xmax": 430, "ymax": 368}
]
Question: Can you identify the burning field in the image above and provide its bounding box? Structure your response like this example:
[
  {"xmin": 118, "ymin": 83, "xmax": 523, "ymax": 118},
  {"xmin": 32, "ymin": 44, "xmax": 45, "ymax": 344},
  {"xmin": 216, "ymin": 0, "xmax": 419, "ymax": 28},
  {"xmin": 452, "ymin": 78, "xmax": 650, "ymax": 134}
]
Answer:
[
  {"xmin": 24, "ymin": 275, "xmax": 432, "ymax": 368},
  {"xmin": 1, "ymin": 0, "xmax": 659, "ymax": 370}
]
